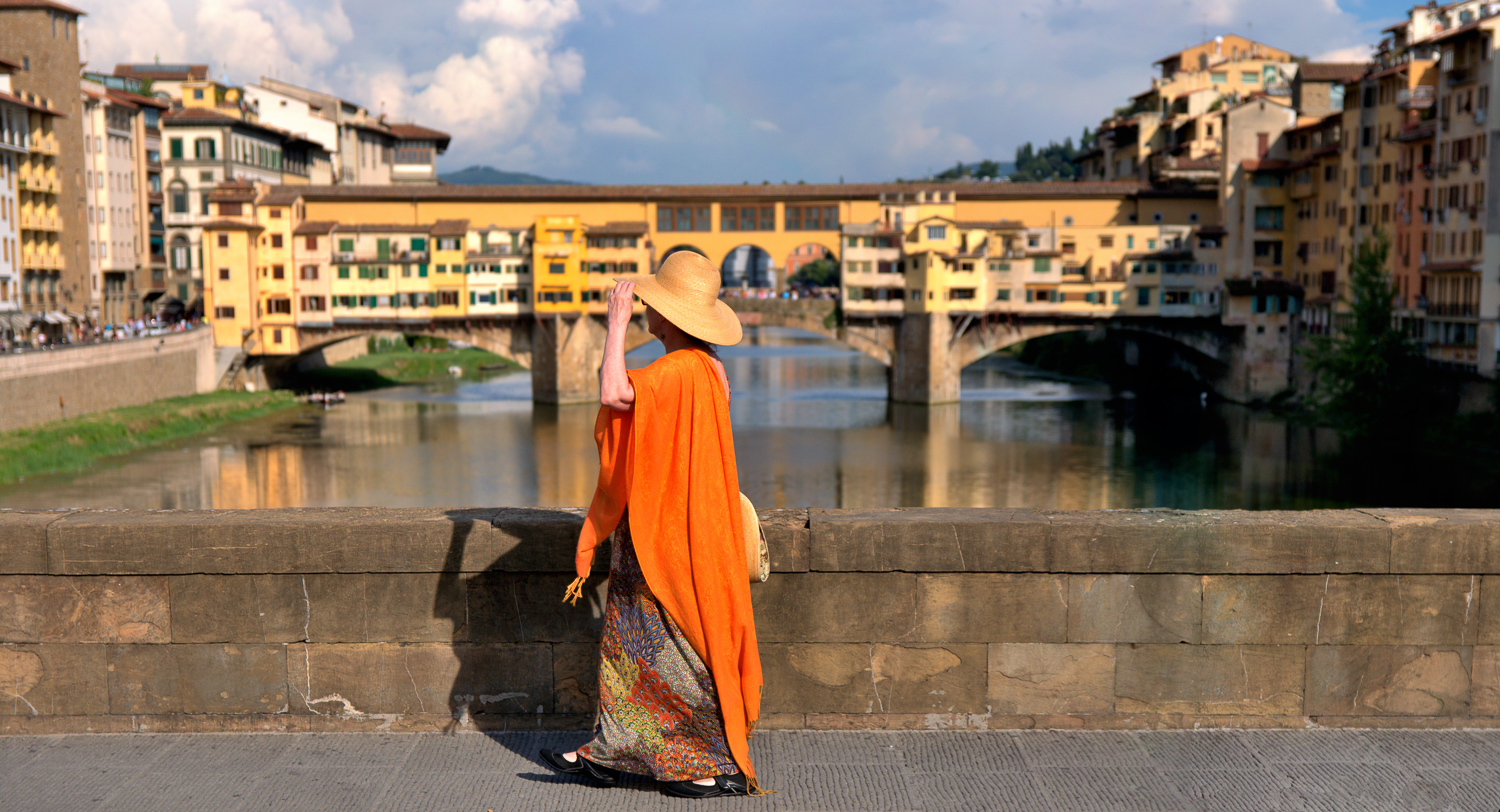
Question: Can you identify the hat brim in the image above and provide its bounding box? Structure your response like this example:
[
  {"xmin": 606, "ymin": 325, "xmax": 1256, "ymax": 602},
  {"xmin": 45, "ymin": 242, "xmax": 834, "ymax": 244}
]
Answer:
[{"xmin": 631, "ymin": 275, "xmax": 744, "ymax": 346}]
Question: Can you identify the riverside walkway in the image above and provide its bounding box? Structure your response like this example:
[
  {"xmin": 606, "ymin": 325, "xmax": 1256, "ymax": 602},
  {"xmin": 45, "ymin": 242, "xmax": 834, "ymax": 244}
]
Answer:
[{"xmin": 5, "ymin": 729, "xmax": 1500, "ymax": 811}]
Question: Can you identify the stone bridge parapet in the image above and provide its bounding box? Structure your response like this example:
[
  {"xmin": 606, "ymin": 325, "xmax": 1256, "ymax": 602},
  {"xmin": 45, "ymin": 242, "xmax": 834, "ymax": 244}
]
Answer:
[{"xmin": 1, "ymin": 507, "xmax": 1497, "ymax": 734}]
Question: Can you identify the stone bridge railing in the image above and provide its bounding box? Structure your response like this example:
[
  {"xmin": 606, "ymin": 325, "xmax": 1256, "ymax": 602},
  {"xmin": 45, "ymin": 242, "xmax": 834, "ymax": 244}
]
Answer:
[{"xmin": 1, "ymin": 507, "xmax": 1496, "ymax": 734}]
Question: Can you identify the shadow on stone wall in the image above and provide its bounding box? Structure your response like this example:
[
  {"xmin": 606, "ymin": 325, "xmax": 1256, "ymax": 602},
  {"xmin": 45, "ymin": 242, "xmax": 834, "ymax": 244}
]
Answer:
[{"xmin": 437, "ymin": 507, "xmax": 606, "ymax": 755}]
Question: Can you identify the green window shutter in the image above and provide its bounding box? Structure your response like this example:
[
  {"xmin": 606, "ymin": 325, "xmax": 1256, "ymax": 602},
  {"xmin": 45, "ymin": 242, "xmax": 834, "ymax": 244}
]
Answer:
[
  {"xmin": 419, "ymin": 264, "xmax": 428, "ymax": 277},
  {"xmin": 339, "ymin": 238, "xmax": 353, "ymax": 252},
  {"xmin": 337, "ymin": 266, "xmax": 349, "ymax": 279},
  {"xmin": 1034, "ymin": 258, "xmax": 1051, "ymax": 273},
  {"xmin": 469, "ymin": 291, "xmax": 476, "ymax": 305},
  {"xmin": 169, "ymin": 138, "xmax": 183, "ymax": 159},
  {"xmin": 411, "ymin": 238, "xmax": 427, "ymax": 252}
]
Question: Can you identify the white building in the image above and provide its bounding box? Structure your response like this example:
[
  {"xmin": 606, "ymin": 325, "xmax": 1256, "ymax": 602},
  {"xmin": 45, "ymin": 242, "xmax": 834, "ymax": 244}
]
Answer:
[
  {"xmin": 0, "ymin": 61, "xmax": 29, "ymax": 335},
  {"xmin": 243, "ymin": 77, "xmax": 449, "ymax": 185},
  {"xmin": 81, "ymin": 80, "xmax": 141, "ymax": 324}
]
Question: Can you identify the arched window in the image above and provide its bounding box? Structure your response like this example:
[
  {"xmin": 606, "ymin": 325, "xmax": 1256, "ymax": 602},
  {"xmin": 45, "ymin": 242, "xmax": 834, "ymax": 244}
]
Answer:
[{"xmin": 169, "ymin": 181, "xmax": 188, "ymax": 214}]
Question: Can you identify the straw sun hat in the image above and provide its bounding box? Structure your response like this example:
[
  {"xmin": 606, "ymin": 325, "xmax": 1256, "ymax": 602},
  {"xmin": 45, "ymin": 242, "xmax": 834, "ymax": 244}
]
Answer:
[{"xmin": 628, "ymin": 251, "xmax": 743, "ymax": 346}]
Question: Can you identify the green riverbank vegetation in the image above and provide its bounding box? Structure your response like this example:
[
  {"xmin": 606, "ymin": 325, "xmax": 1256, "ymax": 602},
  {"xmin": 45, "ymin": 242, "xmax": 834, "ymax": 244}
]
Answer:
[
  {"xmin": 0, "ymin": 390, "xmax": 299, "ymax": 485},
  {"xmin": 281, "ymin": 335, "xmax": 519, "ymax": 392}
]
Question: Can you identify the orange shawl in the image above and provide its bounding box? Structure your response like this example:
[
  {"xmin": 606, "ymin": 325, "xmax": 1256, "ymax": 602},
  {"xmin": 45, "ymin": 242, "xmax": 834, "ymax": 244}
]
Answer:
[{"xmin": 567, "ymin": 348, "xmax": 763, "ymax": 787}]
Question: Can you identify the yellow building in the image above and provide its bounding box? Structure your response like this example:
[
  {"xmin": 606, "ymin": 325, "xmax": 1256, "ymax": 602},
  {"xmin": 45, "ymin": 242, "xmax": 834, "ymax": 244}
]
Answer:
[{"xmin": 531, "ymin": 215, "xmax": 583, "ymax": 313}]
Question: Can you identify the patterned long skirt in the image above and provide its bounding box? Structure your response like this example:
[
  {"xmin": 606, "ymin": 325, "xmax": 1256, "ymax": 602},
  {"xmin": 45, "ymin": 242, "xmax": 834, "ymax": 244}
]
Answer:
[{"xmin": 576, "ymin": 512, "xmax": 739, "ymax": 781}]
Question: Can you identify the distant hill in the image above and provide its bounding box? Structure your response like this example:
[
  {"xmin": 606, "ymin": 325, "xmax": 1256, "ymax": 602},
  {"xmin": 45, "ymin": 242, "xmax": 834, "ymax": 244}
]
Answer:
[{"xmin": 439, "ymin": 165, "xmax": 578, "ymax": 185}]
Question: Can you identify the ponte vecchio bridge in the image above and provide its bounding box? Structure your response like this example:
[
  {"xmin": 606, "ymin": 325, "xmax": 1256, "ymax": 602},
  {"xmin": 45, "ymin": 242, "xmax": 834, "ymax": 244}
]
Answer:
[{"xmin": 203, "ymin": 181, "xmax": 1293, "ymax": 404}]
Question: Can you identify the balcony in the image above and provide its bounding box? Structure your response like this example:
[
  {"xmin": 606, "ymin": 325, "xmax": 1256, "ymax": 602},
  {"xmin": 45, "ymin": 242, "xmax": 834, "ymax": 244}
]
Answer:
[
  {"xmin": 1447, "ymin": 65, "xmax": 1476, "ymax": 87},
  {"xmin": 22, "ymin": 252, "xmax": 60, "ymax": 271},
  {"xmin": 20, "ymin": 212, "xmax": 59, "ymax": 232},
  {"xmin": 29, "ymin": 137, "xmax": 57, "ymax": 156},
  {"xmin": 1426, "ymin": 302, "xmax": 1478, "ymax": 318},
  {"xmin": 333, "ymin": 251, "xmax": 429, "ymax": 264},
  {"xmin": 1397, "ymin": 86, "xmax": 1436, "ymax": 110}
]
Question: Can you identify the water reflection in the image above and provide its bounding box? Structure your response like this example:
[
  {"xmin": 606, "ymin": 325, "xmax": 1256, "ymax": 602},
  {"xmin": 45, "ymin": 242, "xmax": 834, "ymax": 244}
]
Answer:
[{"xmin": 0, "ymin": 327, "xmax": 1350, "ymax": 511}]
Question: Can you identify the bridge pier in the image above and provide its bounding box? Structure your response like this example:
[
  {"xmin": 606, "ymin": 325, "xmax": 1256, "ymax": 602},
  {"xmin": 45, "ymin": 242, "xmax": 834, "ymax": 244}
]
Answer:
[
  {"xmin": 530, "ymin": 314, "xmax": 608, "ymax": 405},
  {"xmin": 891, "ymin": 312, "xmax": 961, "ymax": 404}
]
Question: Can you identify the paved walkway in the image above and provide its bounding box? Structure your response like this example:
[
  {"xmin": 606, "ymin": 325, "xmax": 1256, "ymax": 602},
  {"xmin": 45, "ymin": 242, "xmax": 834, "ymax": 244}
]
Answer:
[{"xmin": 3, "ymin": 729, "xmax": 1500, "ymax": 811}]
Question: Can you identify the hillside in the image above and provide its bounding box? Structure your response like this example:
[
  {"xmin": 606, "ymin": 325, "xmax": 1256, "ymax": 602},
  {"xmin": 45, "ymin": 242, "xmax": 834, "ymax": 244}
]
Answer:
[{"xmin": 438, "ymin": 165, "xmax": 577, "ymax": 185}]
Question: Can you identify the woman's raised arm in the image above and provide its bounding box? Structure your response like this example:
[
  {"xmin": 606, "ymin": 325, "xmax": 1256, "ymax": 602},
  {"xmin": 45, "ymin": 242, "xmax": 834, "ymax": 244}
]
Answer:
[{"xmin": 599, "ymin": 279, "xmax": 636, "ymax": 411}]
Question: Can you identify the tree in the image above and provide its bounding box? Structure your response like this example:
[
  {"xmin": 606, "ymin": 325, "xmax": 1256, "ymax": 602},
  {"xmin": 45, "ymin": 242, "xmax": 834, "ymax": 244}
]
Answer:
[
  {"xmin": 789, "ymin": 258, "xmax": 838, "ymax": 288},
  {"xmin": 1009, "ymin": 139, "xmax": 1081, "ymax": 181},
  {"xmin": 1301, "ymin": 232, "xmax": 1426, "ymax": 440}
]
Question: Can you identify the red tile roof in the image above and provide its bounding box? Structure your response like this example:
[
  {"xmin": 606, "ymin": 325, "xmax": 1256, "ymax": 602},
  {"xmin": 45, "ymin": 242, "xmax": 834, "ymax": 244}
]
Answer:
[
  {"xmin": 1297, "ymin": 62, "xmax": 1370, "ymax": 83},
  {"xmin": 386, "ymin": 123, "xmax": 451, "ymax": 149},
  {"xmin": 115, "ymin": 63, "xmax": 208, "ymax": 81},
  {"xmin": 0, "ymin": 0, "xmax": 86, "ymax": 15},
  {"xmin": 430, "ymin": 219, "xmax": 470, "ymax": 237},
  {"xmin": 259, "ymin": 180, "xmax": 1185, "ymax": 206}
]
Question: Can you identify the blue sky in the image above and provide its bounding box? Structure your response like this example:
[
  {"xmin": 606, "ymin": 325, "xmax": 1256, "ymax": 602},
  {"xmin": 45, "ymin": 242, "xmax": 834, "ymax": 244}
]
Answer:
[{"xmin": 79, "ymin": 0, "xmax": 1420, "ymax": 184}]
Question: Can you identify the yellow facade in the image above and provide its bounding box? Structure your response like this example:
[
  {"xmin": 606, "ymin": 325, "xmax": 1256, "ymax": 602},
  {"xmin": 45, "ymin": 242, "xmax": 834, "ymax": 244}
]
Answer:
[{"xmin": 531, "ymin": 215, "xmax": 584, "ymax": 313}]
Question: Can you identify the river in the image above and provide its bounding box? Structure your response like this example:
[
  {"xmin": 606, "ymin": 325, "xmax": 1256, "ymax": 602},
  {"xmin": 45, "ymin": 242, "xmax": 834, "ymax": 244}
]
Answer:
[{"xmin": 0, "ymin": 327, "xmax": 1355, "ymax": 511}]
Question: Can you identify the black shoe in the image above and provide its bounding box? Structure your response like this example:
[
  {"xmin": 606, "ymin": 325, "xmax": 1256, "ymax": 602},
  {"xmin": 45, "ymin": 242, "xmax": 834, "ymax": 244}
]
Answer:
[
  {"xmin": 661, "ymin": 772, "xmax": 749, "ymax": 798},
  {"xmin": 538, "ymin": 749, "xmax": 620, "ymax": 786}
]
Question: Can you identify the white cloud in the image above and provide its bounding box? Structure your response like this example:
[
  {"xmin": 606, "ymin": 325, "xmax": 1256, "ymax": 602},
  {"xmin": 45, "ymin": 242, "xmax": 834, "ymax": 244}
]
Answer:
[
  {"xmin": 77, "ymin": 0, "xmax": 586, "ymax": 172},
  {"xmin": 80, "ymin": 0, "xmax": 353, "ymax": 88},
  {"xmin": 751, "ymin": 119, "xmax": 780, "ymax": 133},
  {"xmin": 457, "ymin": 0, "xmax": 580, "ymax": 30},
  {"xmin": 1316, "ymin": 44, "xmax": 1373, "ymax": 63},
  {"xmin": 367, "ymin": 0, "xmax": 584, "ymax": 164},
  {"xmin": 583, "ymin": 115, "xmax": 663, "ymax": 139}
]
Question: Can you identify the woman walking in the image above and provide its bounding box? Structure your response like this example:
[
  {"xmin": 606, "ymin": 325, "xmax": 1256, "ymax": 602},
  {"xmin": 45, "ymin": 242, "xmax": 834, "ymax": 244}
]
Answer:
[{"xmin": 540, "ymin": 251, "xmax": 764, "ymax": 798}]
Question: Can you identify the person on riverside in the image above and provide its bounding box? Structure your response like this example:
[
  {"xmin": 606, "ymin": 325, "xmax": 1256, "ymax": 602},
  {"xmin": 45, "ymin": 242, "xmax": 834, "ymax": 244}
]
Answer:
[{"xmin": 539, "ymin": 250, "xmax": 765, "ymax": 799}]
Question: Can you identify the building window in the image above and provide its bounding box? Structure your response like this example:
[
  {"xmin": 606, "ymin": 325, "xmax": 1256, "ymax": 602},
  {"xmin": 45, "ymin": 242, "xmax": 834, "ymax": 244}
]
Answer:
[
  {"xmin": 272, "ymin": 265, "xmax": 285, "ymax": 279},
  {"xmin": 1061, "ymin": 241, "xmax": 1075, "ymax": 254},
  {"xmin": 217, "ymin": 267, "xmax": 230, "ymax": 281},
  {"xmin": 214, "ymin": 306, "xmax": 235, "ymax": 319},
  {"xmin": 657, "ymin": 205, "xmax": 712, "ymax": 231},
  {"xmin": 1034, "ymin": 257, "xmax": 1051, "ymax": 273},
  {"xmin": 305, "ymin": 236, "xmax": 319, "ymax": 250},
  {"xmin": 549, "ymin": 262, "xmax": 565, "ymax": 274},
  {"xmin": 721, "ymin": 205, "xmax": 775, "ymax": 231},
  {"xmin": 300, "ymin": 295, "xmax": 326, "ymax": 311},
  {"xmin": 194, "ymin": 138, "xmax": 215, "ymax": 159},
  {"xmin": 300, "ymin": 265, "xmax": 318, "ymax": 280},
  {"xmin": 1241, "ymin": 71, "xmax": 1258, "ymax": 83},
  {"xmin": 1137, "ymin": 287, "xmax": 1152, "ymax": 306},
  {"xmin": 785, "ymin": 205, "xmax": 839, "ymax": 231},
  {"xmin": 1253, "ymin": 240, "xmax": 1284, "ymax": 266},
  {"xmin": 169, "ymin": 138, "xmax": 183, "ymax": 159},
  {"xmin": 1211, "ymin": 72, "xmax": 1227, "ymax": 84},
  {"xmin": 270, "ymin": 234, "xmax": 283, "ymax": 248},
  {"xmin": 267, "ymin": 298, "xmax": 291, "ymax": 314},
  {"xmin": 1254, "ymin": 206, "xmax": 1285, "ymax": 230},
  {"xmin": 1099, "ymin": 235, "xmax": 1114, "ymax": 248},
  {"xmin": 927, "ymin": 225, "xmax": 947, "ymax": 240}
]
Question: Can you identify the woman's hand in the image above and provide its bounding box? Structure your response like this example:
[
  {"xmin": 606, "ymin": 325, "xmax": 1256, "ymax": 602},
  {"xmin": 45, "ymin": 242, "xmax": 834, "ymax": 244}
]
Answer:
[
  {"xmin": 607, "ymin": 279, "xmax": 635, "ymax": 334},
  {"xmin": 600, "ymin": 279, "xmax": 636, "ymax": 410}
]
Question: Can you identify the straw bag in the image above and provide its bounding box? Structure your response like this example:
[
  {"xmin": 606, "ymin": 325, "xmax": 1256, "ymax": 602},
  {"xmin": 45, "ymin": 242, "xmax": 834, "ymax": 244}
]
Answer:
[{"xmin": 739, "ymin": 493, "xmax": 770, "ymax": 583}]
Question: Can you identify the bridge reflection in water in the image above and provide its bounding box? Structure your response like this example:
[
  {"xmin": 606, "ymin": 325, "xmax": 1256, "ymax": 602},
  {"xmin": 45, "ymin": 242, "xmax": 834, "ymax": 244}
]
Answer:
[{"xmin": 0, "ymin": 328, "xmax": 1341, "ymax": 512}]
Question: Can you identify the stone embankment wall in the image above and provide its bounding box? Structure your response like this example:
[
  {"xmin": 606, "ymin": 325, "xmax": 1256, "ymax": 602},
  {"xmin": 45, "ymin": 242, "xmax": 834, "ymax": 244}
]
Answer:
[
  {"xmin": 0, "ymin": 507, "xmax": 1496, "ymax": 735},
  {"xmin": 0, "ymin": 328, "xmax": 217, "ymax": 432}
]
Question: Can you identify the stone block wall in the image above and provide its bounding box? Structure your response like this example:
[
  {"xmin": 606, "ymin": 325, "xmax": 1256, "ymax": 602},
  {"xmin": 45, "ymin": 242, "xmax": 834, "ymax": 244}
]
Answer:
[
  {"xmin": 0, "ymin": 328, "xmax": 217, "ymax": 431},
  {"xmin": 0, "ymin": 506, "xmax": 1497, "ymax": 734}
]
